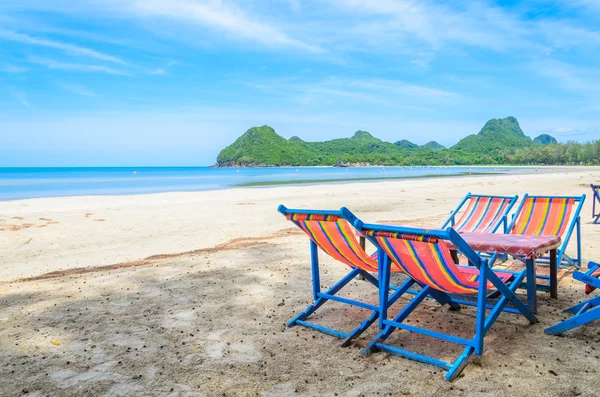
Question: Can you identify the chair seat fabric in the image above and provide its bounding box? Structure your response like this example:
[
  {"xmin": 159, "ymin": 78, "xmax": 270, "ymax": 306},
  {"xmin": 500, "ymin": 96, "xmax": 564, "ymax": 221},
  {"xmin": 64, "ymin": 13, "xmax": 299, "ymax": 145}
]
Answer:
[{"xmin": 585, "ymin": 270, "xmax": 600, "ymax": 295}]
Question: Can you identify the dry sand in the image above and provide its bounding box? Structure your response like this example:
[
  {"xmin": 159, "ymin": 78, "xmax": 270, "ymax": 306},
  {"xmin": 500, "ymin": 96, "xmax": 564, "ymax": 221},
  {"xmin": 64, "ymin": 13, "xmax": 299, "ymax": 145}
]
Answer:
[{"xmin": 1, "ymin": 168, "xmax": 600, "ymax": 396}]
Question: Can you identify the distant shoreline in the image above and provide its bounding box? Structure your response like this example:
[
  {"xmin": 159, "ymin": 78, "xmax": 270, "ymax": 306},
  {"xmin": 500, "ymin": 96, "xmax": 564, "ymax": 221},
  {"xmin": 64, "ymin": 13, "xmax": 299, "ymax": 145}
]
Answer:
[{"xmin": 0, "ymin": 166, "xmax": 589, "ymax": 202}]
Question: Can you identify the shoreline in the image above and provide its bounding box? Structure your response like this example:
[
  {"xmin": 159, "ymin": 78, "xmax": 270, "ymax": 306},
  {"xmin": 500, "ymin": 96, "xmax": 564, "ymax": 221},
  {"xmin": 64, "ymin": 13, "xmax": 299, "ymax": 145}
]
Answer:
[
  {"xmin": 1, "ymin": 168, "xmax": 599, "ymax": 283},
  {"xmin": 0, "ymin": 165, "xmax": 579, "ymax": 203}
]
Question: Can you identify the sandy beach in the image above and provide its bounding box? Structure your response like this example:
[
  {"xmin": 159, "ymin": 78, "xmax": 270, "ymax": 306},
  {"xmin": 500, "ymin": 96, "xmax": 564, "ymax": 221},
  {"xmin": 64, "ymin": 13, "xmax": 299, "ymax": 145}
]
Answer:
[{"xmin": 2, "ymin": 168, "xmax": 600, "ymax": 396}]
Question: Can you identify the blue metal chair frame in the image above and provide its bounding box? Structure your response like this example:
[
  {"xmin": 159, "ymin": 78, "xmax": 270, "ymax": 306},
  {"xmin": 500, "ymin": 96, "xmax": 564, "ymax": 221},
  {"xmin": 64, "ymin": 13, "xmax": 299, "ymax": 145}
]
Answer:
[
  {"xmin": 497, "ymin": 194, "xmax": 586, "ymax": 269},
  {"xmin": 278, "ymin": 205, "xmax": 409, "ymax": 347},
  {"xmin": 545, "ymin": 262, "xmax": 600, "ymax": 335},
  {"xmin": 351, "ymin": 216, "xmax": 538, "ymax": 381},
  {"xmin": 441, "ymin": 192, "xmax": 519, "ymax": 233},
  {"xmin": 592, "ymin": 185, "xmax": 600, "ymax": 224}
]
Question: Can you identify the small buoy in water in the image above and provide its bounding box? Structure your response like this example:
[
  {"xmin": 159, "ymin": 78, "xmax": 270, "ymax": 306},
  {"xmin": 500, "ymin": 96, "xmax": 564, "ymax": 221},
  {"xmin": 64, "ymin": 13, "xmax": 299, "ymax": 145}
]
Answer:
[
  {"xmin": 237, "ymin": 169, "xmax": 240, "ymax": 172},
  {"xmin": 296, "ymin": 169, "xmax": 298, "ymax": 172},
  {"xmin": 133, "ymin": 171, "xmax": 137, "ymax": 175}
]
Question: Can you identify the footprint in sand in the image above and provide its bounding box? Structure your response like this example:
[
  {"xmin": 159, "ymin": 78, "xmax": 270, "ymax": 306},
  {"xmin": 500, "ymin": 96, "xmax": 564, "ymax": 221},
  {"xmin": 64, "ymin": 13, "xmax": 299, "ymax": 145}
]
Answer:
[
  {"xmin": 84, "ymin": 213, "xmax": 93, "ymax": 218},
  {"xmin": 11, "ymin": 216, "xmax": 24, "ymax": 220},
  {"xmin": 93, "ymin": 219, "xmax": 105, "ymax": 222}
]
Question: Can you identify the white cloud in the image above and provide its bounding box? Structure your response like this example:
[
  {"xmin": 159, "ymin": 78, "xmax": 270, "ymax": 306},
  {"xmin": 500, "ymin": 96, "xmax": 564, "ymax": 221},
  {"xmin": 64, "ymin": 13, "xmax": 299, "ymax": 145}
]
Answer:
[
  {"xmin": 0, "ymin": 64, "xmax": 28, "ymax": 73},
  {"xmin": 534, "ymin": 59, "xmax": 600, "ymax": 96},
  {"xmin": 28, "ymin": 56, "xmax": 129, "ymax": 75},
  {"xmin": 57, "ymin": 83, "xmax": 98, "ymax": 97},
  {"xmin": 0, "ymin": 29, "xmax": 129, "ymax": 65},
  {"xmin": 128, "ymin": 0, "xmax": 323, "ymax": 52},
  {"xmin": 11, "ymin": 92, "xmax": 33, "ymax": 109}
]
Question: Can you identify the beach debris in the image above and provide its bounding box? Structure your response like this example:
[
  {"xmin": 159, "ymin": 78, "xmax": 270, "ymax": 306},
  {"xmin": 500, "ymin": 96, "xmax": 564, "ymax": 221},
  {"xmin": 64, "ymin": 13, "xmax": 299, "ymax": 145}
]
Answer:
[{"xmin": 50, "ymin": 339, "xmax": 61, "ymax": 346}]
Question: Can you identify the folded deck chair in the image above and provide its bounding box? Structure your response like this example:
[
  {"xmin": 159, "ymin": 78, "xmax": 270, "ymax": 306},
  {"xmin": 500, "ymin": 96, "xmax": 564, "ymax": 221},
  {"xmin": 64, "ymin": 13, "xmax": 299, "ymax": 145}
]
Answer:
[
  {"xmin": 278, "ymin": 205, "xmax": 409, "ymax": 346},
  {"xmin": 545, "ymin": 262, "xmax": 600, "ymax": 335},
  {"xmin": 592, "ymin": 185, "xmax": 600, "ymax": 224},
  {"xmin": 500, "ymin": 194, "xmax": 586, "ymax": 269},
  {"xmin": 352, "ymin": 218, "xmax": 537, "ymax": 381},
  {"xmin": 441, "ymin": 193, "xmax": 518, "ymax": 233}
]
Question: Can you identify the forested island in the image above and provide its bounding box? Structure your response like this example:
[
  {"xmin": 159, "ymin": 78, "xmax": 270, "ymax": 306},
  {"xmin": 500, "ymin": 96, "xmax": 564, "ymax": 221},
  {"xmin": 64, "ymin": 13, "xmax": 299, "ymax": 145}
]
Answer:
[{"xmin": 216, "ymin": 117, "xmax": 600, "ymax": 167}]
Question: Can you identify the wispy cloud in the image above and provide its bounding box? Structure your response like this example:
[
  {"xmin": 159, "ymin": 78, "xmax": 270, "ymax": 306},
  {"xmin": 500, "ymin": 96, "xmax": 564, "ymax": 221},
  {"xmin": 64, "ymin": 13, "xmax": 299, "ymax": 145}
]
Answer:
[
  {"xmin": 56, "ymin": 83, "xmax": 98, "ymax": 97},
  {"xmin": 28, "ymin": 56, "xmax": 129, "ymax": 75},
  {"xmin": 534, "ymin": 59, "xmax": 600, "ymax": 96},
  {"xmin": 0, "ymin": 29, "xmax": 129, "ymax": 65},
  {"xmin": 129, "ymin": 0, "xmax": 323, "ymax": 53},
  {"xmin": 11, "ymin": 91, "xmax": 33, "ymax": 109},
  {"xmin": 0, "ymin": 64, "xmax": 28, "ymax": 73},
  {"xmin": 346, "ymin": 78, "xmax": 457, "ymax": 99}
]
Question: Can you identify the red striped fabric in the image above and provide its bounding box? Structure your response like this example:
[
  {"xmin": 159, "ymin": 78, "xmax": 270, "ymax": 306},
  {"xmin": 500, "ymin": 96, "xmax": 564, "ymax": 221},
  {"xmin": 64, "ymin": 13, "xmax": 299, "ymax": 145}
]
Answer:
[
  {"xmin": 373, "ymin": 234, "xmax": 513, "ymax": 294},
  {"xmin": 454, "ymin": 196, "xmax": 512, "ymax": 233},
  {"xmin": 585, "ymin": 270, "xmax": 600, "ymax": 295},
  {"xmin": 511, "ymin": 197, "xmax": 575, "ymax": 237},
  {"xmin": 289, "ymin": 216, "xmax": 401, "ymax": 273}
]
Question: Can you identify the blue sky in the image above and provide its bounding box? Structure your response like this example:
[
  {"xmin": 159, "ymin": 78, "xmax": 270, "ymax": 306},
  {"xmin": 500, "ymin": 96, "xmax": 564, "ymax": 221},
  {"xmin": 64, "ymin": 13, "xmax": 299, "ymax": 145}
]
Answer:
[{"xmin": 1, "ymin": 0, "xmax": 600, "ymax": 166}]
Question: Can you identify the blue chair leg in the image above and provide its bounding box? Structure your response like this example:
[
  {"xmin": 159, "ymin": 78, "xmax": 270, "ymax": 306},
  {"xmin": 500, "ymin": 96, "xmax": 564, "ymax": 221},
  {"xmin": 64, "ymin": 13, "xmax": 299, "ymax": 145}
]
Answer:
[
  {"xmin": 366, "ymin": 286, "xmax": 432, "ymax": 354},
  {"xmin": 446, "ymin": 346, "xmax": 474, "ymax": 381},
  {"xmin": 341, "ymin": 277, "xmax": 412, "ymax": 346},
  {"xmin": 545, "ymin": 305, "xmax": 600, "ymax": 335}
]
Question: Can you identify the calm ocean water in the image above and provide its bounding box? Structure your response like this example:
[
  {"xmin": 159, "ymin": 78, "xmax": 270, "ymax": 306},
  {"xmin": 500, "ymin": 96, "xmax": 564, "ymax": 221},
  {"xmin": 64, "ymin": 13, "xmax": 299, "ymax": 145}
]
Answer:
[{"xmin": 0, "ymin": 166, "xmax": 520, "ymax": 201}]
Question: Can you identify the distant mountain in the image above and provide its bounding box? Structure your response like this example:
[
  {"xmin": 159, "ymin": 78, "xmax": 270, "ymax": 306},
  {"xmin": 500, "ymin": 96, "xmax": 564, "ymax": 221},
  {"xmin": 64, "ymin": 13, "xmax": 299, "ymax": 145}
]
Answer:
[
  {"xmin": 215, "ymin": 117, "xmax": 585, "ymax": 167},
  {"xmin": 452, "ymin": 116, "xmax": 532, "ymax": 153},
  {"xmin": 423, "ymin": 141, "xmax": 446, "ymax": 150},
  {"xmin": 394, "ymin": 139, "xmax": 418, "ymax": 149},
  {"xmin": 216, "ymin": 125, "xmax": 319, "ymax": 167},
  {"xmin": 533, "ymin": 134, "xmax": 558, "ymax": 145}
]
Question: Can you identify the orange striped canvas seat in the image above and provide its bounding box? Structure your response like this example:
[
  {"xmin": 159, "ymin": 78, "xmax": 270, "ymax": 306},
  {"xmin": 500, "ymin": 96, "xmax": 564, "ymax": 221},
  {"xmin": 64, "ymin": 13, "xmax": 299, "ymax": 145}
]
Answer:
[
  {"xmin": 511, "ymin": 197, "xmax": 575, "ymax": 237},
  {"xmin": 585, "ymin": 270, "xmax": 600, "ymax": 295},
  {"xmin": 453, "ymin": 196, "xmax": 514, "ymax": 233},
  {"xmin": 287, "ymin": 213, "xmax": 402, "ymax": 273},
  {"xmin": 364, "ymin": 230, "xmax": 513, "ymax": 294}
]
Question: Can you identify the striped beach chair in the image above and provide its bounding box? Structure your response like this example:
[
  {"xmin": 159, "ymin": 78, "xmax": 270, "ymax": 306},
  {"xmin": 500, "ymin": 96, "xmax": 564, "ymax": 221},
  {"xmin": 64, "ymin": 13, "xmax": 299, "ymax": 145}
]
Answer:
[
  {"xmin": 545, "ymin": 262, "xmax": 600, "ymax": 335},
  {"xmin": 353, "ymin": 218, "xmax": 537, "ymax": 381},
  {"xmin": 442, "ymin": 193, "xmax": 518, "ymax": 233},
  {"xmin": 592, "ymin": 184, "xmax": 600, "ymax": 224},
  {"xmin": 278, "ymin": 205, "xmax": 409, "ymax": 346},
  {"xmin": 504, "ymin": 194, "xmax": 586, "ymax": 268}
]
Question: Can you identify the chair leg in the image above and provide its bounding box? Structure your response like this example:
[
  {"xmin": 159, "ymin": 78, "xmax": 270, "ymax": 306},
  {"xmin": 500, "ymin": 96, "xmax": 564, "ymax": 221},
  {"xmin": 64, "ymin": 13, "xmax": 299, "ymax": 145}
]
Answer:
[
  {"xmin": 366, "ymin": 286, "xmax": 432, "ymax": 354},
  {"xmin": 564, "ymin": 294, "xmax": 600, "ymax": 315},
  {"xmin": 487, "ymin": 269, "xmax": 538, "ymax": 324},
  {"xmin": 545, "ymin": 305, "xmax": 600, "ymax": 335},
  {"xmin": 287, "ymin": 267, "xmax": 361, "ymax": 326},
  {"xmin": 446, "ymin": 346, "xmax": 474, "ymax": 381}
]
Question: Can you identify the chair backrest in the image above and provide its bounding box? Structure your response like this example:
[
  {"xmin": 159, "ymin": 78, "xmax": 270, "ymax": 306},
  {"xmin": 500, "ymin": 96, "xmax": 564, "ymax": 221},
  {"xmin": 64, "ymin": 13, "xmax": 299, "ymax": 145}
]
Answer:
[
  {"xmin": 278, "ymin": 205, "xmax": 378, "ymax": 272},
  {"xmin": 444, "ymin": 193, "xmax": 518, "ymax": 233},
  {"xmin": 358, "ymin": 223, "xmax": 482, "ymax": 294},
  {"xmin": 509, "ymin": 195, "xmax": 585, "ymax": 237},
  {"xmin": 592, "ymin": 185, "xmax": 600, "ymax": 202}
]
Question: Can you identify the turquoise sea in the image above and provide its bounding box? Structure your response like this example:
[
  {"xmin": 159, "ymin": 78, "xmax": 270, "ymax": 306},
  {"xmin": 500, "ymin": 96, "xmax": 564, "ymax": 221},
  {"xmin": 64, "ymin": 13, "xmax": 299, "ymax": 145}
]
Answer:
[{"xmin": 0, "ymin": 166, "xmax": 524, "ymax": 201}]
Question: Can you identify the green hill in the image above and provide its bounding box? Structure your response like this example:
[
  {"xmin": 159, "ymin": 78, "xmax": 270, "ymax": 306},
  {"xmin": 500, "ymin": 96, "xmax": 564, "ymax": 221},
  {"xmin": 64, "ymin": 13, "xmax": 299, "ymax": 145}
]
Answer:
[
  {"xmin": 216, "ymin": 126, "xmax": 320, "ymax": 166},
  {"xmin": 452, "ymin": 116, "xmax": 532, "ymax": 153},
  {"xmin": 394, "ymin": 139, "xmax": 418, "ymax": 149},
  {"xmin": 214, "ymin": 117, "xmax": 596, "ymax": 167},
  {"xmin": 533, "ymin": 134, "xmax": 558, "ymax": 145},
  {"xmin": 422, "ymin": 141, "xmax": 445, "ymax": 150}
]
